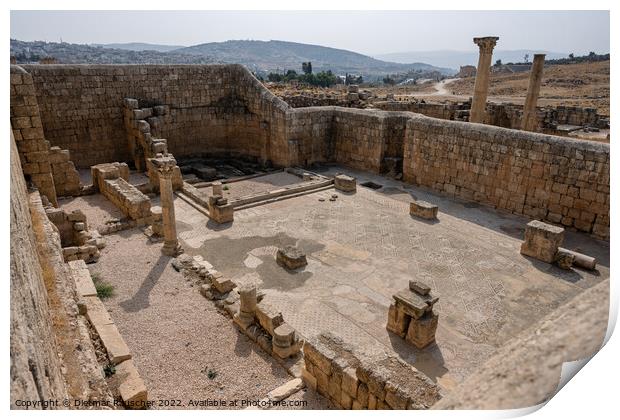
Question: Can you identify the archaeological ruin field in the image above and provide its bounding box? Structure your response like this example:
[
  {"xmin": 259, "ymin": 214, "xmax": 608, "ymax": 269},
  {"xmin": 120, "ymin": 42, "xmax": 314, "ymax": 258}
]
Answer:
[{"xmin": 10, "ymin": 35, "xmax": 610, "ymax": 411}]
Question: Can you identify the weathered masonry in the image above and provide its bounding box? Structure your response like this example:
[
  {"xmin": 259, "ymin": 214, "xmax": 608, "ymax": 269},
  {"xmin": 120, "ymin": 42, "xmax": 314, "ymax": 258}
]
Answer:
[
  {"xmin": 373, "ymin": 100, "xmax": 609, "ymax": 136},
  {"xmin": 10, "ymin": 64, "xmax": 609, "ymax": 239}
]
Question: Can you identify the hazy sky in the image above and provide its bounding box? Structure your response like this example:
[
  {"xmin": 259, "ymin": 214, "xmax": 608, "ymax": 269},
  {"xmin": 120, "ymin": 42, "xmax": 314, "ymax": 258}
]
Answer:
[{"xmin": 10, "ymin": 10, "xmax": 610, "ymax": 56}]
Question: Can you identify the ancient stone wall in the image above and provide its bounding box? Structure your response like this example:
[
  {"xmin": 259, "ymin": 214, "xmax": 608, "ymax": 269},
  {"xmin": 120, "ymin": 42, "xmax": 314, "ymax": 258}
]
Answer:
[
  {"xmin": 287, "ymin": 107, "xmax": 334, "ymax": 166},
  {"xmin": 23, "ymin": 64, "xmax": 291, "ymax": 168},
  {"xmin": 331, "ymin": 108, "xmax": 388, "ymax": 173},
  {"xmin": 302, "ymin": 335, "xmax": 442, "ymax": 409},
  {"xmin": 374, "ymin": 100, "xmax": 608, "ymax": 133},
  {"xmin": 19, "ymin": 64, "xmax": 609, "ymax": 239},
  {"xmin": 381, "ymin": 114, "xmax": 409, "ymax": 174},
  {"xmin": 485, "ymin": 103, "xmax": 609, "ymax": 133},
  {"xmin": 234, "ymin": 69, "xmax": 289, "ymax": 166},
  {"xmin": 91, "ymin": 163, "xmax": 153, "ymax": 225},
  {"xmin": 287, "ymin": 105, "xmax": 609, "ymax": 238},
  {"xmin": 48, "ymin": 146, "xmax": 81, "ymax": 196},
  {"xmin": 281, "ymin": 94, "xmax": 348, "ymax": 108},
  {"xmin": 10, "ymin": 66, "xmax": 58, "ymax": 205},
  {"xmin": 10, "ymin": 131, "xmax": 111, "ymax": 408},
  {"xmin": 10, "ymin": 130, "xmax": 68, "ymax": 406},
  {"xmin": 373, "ymin": 101, "xmax": 463, "ymax": 121},
  {"xmin": 404, "ymin": 116, "xmax": 610, "ymax": 238}
]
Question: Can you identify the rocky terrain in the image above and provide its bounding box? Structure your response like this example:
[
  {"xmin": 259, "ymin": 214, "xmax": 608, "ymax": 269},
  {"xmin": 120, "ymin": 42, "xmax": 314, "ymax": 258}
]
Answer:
[
  {"xmin": 268, "ymin": 60, "xmax": 610, "ymax": 117},
  {"xmin": 445, "ymin": 60, "xmax": 610, "ymax": 114}
]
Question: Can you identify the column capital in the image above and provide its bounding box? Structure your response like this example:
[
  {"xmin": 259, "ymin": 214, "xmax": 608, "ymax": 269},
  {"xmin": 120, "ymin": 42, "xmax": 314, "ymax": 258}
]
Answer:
[
  {"xmin": 473, "ymin": 36, "xmax": 499, "ymax": 54},
  {"xmin": 150, "ymin": 153, "xmax": 177, "ymax": 177}
]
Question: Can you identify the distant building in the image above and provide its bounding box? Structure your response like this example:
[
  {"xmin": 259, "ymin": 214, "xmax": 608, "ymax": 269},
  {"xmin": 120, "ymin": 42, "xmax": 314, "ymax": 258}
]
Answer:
[
  {"xmin": 39, "ymin": 56, "xmax": 59, "ymax": 64},
  {"xmin": 491, "ymin": 63, "xmax": 532, "ymax": 74},
  {"xmin": 457, "ymin": 65, "xmax": 476, "ymax": 78}
]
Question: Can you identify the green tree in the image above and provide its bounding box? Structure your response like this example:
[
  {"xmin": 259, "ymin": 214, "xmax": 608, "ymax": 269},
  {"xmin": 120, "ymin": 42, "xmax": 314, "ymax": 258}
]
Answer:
[
  {"xmin": 383, "ymin": 76, "xmax": 396, "ymax": 86},
  {"xmin": 267, "ymin": 72, "xmax": 283, "ymax": 82},
  {"xmin": 302, "ymin": 61, "xmax": 313, "ymax": 75},
  {"xmin": 283, "ymin": 70, "xmax": 298, "ymax": 82},
  {"xmin": 314, "ymin": 70, "xmax": 338, "ymax": 87}
]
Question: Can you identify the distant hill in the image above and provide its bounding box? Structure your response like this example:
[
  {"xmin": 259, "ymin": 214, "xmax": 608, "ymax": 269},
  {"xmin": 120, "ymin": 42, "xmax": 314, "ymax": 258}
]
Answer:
[
  {"xmin": 94, "ymin": 42, "xmax": 186, "ymax": 52},
  {"xmin": 173, "ymin": 40, "xmax": 454, "ymax": 78},
  {"xmin": 375, "ymin": 50, "xmax": 569, "ymax": 70},
  {"xmin": 10, "ymin": 38, "xmax": 454, "ymax": 79},
  {"xmin": 10, "ymin": 39, "xmax": 214, "ymax": 65}
]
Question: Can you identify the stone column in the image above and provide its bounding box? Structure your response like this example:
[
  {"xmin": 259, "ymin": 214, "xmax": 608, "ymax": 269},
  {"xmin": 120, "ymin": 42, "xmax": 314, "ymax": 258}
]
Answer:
[
  {"xmin": 151, "ymin": 154, "xmax": 183, "ymax": 256},
  {"xmin": 469, "ymin": 36, "xmax": 499, "ymax": 123},
  {"xmin": 521, "ymin": 54, "xmax": 546, "ymax": 131},
  {"xmin": 212, "ymin": 181, "xmax": 223, "ymax": 196},
  {"xmin": 234, "ymin": 283, "xmax": 257, "ymax": 329}
]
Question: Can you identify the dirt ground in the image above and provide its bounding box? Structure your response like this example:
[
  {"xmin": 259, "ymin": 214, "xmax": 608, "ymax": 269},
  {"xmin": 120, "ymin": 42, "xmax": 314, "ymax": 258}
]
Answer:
[
  {"xmin": 444, "ymin": 61, "xmax": 609, "ymax": 114},
  {"xmin": 267, "ymin": 61, "xmax": 610, "ymax": 116},
  {"xmin": 384, "ymin": 61, "xmax": 610, "ymax": 115},
  {"xmin": 87, "ymin": 225, "xmax": 331, "ymax": 409}
]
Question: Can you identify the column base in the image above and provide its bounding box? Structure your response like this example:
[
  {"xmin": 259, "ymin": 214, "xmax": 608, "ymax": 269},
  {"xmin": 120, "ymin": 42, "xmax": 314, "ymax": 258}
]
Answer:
[
  {"xmin": 162, "ymin": 241, "xmax": 183, "ymax": 257},
  {"xmin": 233, "ymin": 312, "xmax": 254, "ymax": 331}
]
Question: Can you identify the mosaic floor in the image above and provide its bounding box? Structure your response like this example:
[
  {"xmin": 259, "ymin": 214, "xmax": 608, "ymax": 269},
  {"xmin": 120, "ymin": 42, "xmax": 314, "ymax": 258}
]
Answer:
[{"xmin": 173, "ymin": 167, "xmax": 608, "ymax": 391}]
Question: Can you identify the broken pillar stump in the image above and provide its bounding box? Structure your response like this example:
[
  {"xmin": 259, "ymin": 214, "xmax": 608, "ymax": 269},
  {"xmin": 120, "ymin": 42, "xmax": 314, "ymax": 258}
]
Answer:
[
  {"xmin": 272, "ymin": 322, "xmax": 298, "ymax": 359},
  {"xmin": 276, "ymin": 245, "xmax": 308, "ymax": 270},
  {"xmin": 148, "ymin": 206, "xmax": 164, "ymax": 237},
  {"xmin": 557, "ymin": 247, "xmax": 597, "ymax": 270},
  {"xmin": 554, "ymin": 249, "xmax": 575, "ymax": 270},
  {"xmin": 410, "ymin": 200, "xmax": 438, "ymax": 220},
  {"xmin": 334, "ymin": 174, "xmax": 357, "ymax": 193},
  {"xmin": 208, "ymin": 195, "xmax": 234, "ymax": 224},
  {"xmin": 520, "ymin": 220, "xmax": 564, "ymax": 264},
  {"xmin": 386, "ymin": 281, "xmax": 439, "ymax": 349},
  {"xmin": 234, "ymin": 283, "xmax": 257, "ymax": 330},
  {"xmin": 212, "ymin": 181, "xmax": 223, "ymax": 196}
]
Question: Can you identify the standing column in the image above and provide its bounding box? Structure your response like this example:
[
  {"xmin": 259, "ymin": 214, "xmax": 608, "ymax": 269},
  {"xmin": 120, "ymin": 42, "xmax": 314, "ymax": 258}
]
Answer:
[
  {"xmin": 152, "ymin": 154, "xmax": 183, "ymax": 256},
  {"xmin": 469, "ymin": 36, "xmax": 499, "ymax": 123},
  {"xmin": 521, "ymin": 54, "xmax": 546, "ymax": 131}
]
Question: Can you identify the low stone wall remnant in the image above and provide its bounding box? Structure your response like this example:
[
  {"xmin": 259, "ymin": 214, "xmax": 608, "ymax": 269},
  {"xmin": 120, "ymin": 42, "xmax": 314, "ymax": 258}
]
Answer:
[{"xmin": 302, "ymin": 334, "xmax": 442, "ymax": 409}]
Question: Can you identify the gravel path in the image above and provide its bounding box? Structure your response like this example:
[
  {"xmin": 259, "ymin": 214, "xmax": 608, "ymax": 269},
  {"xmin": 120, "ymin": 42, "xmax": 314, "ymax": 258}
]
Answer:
[
  {"xmin": 410, "ymin": 78, "xmax": 459, "ymax": 96},
  {"xmin": 88, "ymin": 228, "xmax": 329, "ymax": 409}
]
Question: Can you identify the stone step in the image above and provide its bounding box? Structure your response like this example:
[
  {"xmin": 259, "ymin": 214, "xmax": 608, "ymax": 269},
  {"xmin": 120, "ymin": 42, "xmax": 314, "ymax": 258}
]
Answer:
[
  {"xmin": 116, "ymin": 360, "xmax": 148, "ymax": 409},
  {"xmin": 68, "ymin": 259, "xmax": 97, "ymax": 297}
]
